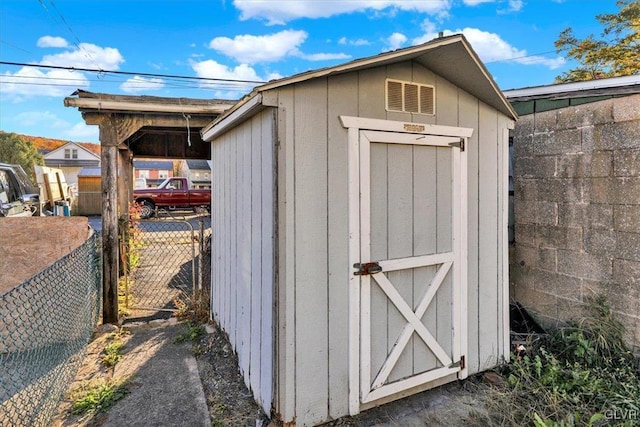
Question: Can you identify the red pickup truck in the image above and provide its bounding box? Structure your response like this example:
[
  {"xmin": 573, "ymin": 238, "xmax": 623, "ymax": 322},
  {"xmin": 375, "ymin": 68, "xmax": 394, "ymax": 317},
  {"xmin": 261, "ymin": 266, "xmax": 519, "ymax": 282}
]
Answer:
[{"xmin": 133, "ymin": 177, "xmax": 210, "ymax": 218}]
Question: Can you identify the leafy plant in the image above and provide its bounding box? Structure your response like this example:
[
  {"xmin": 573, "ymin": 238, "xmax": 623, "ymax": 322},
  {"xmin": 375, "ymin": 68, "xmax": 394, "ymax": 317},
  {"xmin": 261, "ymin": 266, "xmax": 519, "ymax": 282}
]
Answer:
[
  {"xmin": 102, "ymin": 340, "xmax": 124, "ymax": 367},
  {"xmin": 467, "ymin": 295, "xmax": 640, "ymax": 427},
  {"xmin": 175, "ymin": 321, "xmax": 206, "ymax": 344},
  {"xmin": 71, "ymin": 379, "xmax": 128, "ymax": 416}
]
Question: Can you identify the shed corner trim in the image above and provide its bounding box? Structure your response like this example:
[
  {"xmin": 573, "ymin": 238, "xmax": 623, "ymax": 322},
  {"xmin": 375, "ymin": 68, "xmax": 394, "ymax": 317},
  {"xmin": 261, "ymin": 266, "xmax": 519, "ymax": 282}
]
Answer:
[
  {"xmin": 339, "ymin": 115, "xmax": 473, "ymax": 138},
  {"xmin": 202, "ymin": 93, "xmax": 263, "ymax": 141}
]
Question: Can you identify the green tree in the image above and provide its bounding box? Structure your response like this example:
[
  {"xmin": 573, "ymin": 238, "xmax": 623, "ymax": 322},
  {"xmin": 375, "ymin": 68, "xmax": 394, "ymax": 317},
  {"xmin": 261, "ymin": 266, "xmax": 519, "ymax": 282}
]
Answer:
[
  {"xmin": 555, "ymin": 0, "xmax": 640, "ymax": 82},
  {"xmin": 0, "ymin": 131, "xmax": 44, "ymax": 178}
]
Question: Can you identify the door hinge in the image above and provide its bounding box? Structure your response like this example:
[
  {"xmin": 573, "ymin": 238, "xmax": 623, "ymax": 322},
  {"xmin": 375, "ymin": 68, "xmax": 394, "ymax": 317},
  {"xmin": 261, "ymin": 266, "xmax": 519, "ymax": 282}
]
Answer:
[
  {"xmin": 448, "ymin": 138, "xmax": 465, "ymax": 152},
  {"xmin": 450, "ymin": 355, "xmax": 465, "ymax": 370},
  {"xmin": 353, "ymin": 262, "xmax": 382, "ymax": 276}
]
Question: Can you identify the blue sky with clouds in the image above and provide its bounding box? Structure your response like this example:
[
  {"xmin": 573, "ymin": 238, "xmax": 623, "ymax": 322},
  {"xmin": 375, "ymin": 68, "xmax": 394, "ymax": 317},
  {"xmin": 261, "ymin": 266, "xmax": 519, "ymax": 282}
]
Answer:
[{"xmin": 0, "ymin": 0, "xmax": 621, "ymax": 143}]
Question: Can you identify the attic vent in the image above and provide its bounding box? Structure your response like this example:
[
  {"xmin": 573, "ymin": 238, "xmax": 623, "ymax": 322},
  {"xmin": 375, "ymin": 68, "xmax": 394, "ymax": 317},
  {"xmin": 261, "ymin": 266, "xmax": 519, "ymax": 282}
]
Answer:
[{"xmin": 386, "ymin": 79, "xmax": 435, "ymax": 115}]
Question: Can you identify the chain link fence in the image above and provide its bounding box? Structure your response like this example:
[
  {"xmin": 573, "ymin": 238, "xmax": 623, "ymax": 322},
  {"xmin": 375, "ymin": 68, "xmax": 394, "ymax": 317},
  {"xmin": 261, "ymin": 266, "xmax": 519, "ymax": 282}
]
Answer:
[
  {"xmin": 0, "ymin": 231, "xmax": 101, "ymax": 427},
  {"xmin": 121, "ymin": 213, "xmax": 210, "ymax": 321}
]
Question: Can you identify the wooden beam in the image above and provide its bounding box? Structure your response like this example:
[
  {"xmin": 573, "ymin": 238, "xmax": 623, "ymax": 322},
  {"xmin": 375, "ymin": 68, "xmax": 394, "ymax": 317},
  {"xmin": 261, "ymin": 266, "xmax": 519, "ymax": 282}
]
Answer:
[{"xmin": 100, "ymin": 116, "xmax": 120, "ymax": 324}]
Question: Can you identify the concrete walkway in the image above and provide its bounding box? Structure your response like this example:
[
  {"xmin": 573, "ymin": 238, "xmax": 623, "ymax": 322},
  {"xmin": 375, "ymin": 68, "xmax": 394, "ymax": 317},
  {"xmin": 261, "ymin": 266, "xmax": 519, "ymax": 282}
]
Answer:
[
  {"xmin": 103, "ymin": 320, "xmax": 211, "ymax": 427},
  {"xmin": 52, "ymin": 319, "xmax": 211, "ymax": 427}
]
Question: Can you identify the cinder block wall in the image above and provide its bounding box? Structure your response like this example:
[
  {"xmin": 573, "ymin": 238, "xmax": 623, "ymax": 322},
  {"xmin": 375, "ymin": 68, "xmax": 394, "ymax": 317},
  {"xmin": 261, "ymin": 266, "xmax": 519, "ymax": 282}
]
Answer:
[{"xmin": 510, "ymin": 94, "xmax": 640, "ymax": 349}]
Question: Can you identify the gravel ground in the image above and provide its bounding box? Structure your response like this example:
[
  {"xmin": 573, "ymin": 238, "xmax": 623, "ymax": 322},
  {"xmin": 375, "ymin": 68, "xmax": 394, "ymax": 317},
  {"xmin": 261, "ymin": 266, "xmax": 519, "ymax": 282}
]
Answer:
[{"xmin": 195, "ymin": 324, "xmax": 269, "ymax": 427}]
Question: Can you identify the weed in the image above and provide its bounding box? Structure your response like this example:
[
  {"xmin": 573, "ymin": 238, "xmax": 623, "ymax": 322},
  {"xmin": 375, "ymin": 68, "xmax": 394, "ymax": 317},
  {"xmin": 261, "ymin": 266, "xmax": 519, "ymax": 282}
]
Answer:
[
  {"xmin": 102, "ymin": 340, "xmax": 124, "ymax": 367},
  {"xmin": 70, "ymin": 379, "xmax": 128, "ymax": 416},
  {"xmin": 467, "ymin": 296, "xmax": 640, "ymax": 427},
  {"xmin": 173, "ymin": 288, "xmax": 210, "ymax": 323},
  {"xmin": 175, "ymin": 321, "xmax": 206, "ymax": 344}
]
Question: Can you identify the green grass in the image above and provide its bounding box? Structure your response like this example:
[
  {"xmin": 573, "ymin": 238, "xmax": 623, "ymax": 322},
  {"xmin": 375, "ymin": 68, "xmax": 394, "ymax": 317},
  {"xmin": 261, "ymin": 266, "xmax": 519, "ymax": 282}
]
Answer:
[{"xmin": 71, "ymin": 379, "xmax": 128, "ymax": 416}]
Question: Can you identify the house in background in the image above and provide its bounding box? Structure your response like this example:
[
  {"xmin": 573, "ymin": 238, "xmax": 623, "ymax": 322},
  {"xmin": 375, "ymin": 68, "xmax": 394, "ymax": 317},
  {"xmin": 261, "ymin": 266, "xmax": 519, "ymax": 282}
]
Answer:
[
  {"xmin": 42, "ymin": 142, "xmax": 100, "ymax": 186},
  {"xmin": 133, "ymin": 160, "xmax": 174, "ymax": 187},
  {"xmin": 506, "ymin": 75, "xmax": 640, "ymax": 349},
  {"xmin": 180, "ymin": 159, "xmax": 211, "ymax": 189}
]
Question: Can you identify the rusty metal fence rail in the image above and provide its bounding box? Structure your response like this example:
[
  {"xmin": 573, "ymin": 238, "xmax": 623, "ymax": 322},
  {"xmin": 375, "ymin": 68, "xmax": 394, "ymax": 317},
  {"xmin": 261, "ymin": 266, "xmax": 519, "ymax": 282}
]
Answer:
[{"xmin": 0, "ymin": 232, "xmax": 101, "ymax": 426}]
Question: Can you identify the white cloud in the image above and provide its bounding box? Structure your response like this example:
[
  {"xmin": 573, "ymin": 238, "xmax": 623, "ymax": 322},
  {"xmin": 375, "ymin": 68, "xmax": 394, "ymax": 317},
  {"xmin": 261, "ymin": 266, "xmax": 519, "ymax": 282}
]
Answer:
[
  {"xmin": 14, "ymin": 111, "xmax": 69, "ymax": 129},
  {"xmin": 40, "ymin": 42, "xmax": 124, "ymax": 70},
  {"xmin": 37, "ymin": 36, "xmax": 68, "ymax": 48},
  {"xmin": 413, "ymin": 28, "xmax": 565, "ymax": 69},
  {"xmin": 190, "ymin": 60, "xmax": 265, "ymax": 98},
  {"xmin": 384, "ymin": 32, "xmax": 408, "ymax": 51},
  {"xmin": 63, "ymin": 122, "xmax": 99, "ymax": 140},
  {"xmin": 209, "ymin": 29, "xmax": 349, "ymax": 64},
  {"xmin": 338, "ymin": 37, "xmax": 371, "ymax": 46},
  {"xmin": 120, "ymin": 76, "xmax": 165, "ymax": 93},
  {"xmin": 209, "ymin": 30, "xmax": 308, "ymax": 64},
  {"xmin": 0, "ymin": 67, "xmax": 90, "ymax": 99},
  {"xmin": 233, "ymin": 0, "xmax": 452, "ymax": 25},
  {"xmin": 498, "ymin": 0, "xmax": 524, "ymax": 13}
]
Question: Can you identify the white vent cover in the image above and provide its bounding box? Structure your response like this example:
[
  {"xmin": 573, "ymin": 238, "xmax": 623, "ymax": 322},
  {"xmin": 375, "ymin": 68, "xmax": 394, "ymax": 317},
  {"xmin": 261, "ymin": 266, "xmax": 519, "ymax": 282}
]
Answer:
[{"xmin": 386, "ymin": 79, "xmax": 435, "ymax": 115}]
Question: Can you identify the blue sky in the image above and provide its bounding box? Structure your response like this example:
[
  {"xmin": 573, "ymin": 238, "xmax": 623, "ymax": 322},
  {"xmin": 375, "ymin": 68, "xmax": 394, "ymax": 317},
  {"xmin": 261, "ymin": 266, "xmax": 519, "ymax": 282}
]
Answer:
[{"xmin": 0, "ymin": 0, "xmax": 621, "ymax": 143}]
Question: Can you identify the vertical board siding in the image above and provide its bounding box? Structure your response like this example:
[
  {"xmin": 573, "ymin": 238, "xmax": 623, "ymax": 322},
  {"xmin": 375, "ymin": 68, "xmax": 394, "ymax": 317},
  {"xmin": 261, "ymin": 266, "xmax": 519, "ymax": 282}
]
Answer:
[
  {"xmin": 386, "ymin": 145, "xmax": 414, "ymax": 383},
  {"xmin": 478, "ymin": 102, "xmax": 500, "ymax": 370},
  {"xmin": 293, "ymin": 78, "xmax": 330, "ymax": 424},
  {"xmin": 211, "ymin": 109, "xmax": 275, "ymax": 415},
  {"xmin": 276, "ymin": 86, "xmax": 297, "ymax": 423},
  {"xmin": 250, "ymin": 116, "xmax": 263, "ymax": 403},
  {"xmin": 327, "ymin": 73, "xmax": 358, "ymax": 419},
  {"xmin": 260, "ymin": 111, "xmax": 275, "ymax": 413},
  {"xmin": 458, "ymin": 90, "xmax": 481, "ymax": 374}
]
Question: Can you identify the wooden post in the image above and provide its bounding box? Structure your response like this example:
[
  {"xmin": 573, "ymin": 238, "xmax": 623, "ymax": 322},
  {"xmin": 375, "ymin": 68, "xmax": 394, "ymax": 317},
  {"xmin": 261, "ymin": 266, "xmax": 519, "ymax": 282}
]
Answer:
[
  {"xmin": 100, "ymin": 117, "xmax": 120, "ymax": 324},
  {"xmin": 55, "ymin": 172, "xmax": 66, "ymax": 199},
  {"xmin": 117, "ymin": 148, "xmax": 133, "ymax": 217},
  {"xmin": 43, "ymin": 173, "xmax": 54, "ymax": 210}
]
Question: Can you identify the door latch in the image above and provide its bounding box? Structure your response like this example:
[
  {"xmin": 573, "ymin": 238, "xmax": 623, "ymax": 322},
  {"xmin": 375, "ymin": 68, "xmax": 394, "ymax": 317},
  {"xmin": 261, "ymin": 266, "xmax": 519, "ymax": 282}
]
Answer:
[
  {"xmin": 448, "ymin": 138, "xmax": 465, "ymax": 152},
  {"xmin": 353, "ymin": 262, "xmax": 382, "ymax": 276}
]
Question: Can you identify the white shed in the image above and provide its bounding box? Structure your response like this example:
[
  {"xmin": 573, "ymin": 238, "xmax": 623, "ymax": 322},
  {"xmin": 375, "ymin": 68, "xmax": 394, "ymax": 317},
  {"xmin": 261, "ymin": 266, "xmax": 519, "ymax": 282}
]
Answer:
[{"xmin": 202, "ymin": 34, "xmax": 517, "ymax": 426}]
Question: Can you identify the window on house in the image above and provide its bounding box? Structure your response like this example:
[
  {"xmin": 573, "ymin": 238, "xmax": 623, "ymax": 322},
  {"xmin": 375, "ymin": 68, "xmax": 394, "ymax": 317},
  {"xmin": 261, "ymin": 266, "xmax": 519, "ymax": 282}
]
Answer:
[
  {"xmin": 158, "ymin": 170, "xmax": 169, "ymax": 179},
  {"xmin": 204, "ymin": 172, "xmax": 210, "ymax": 180},
  {"xmin": 65, "ymin": 148, "xmax": 78, "ymax": 159},
  {"xmin": 138, "ymin": 170, "xmax": 150, "ymax": 179}
]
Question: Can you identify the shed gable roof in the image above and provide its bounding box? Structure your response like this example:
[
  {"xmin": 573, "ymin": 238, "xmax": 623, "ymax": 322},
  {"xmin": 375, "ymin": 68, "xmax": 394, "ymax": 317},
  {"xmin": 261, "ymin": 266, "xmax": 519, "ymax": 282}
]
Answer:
[{"xmin": 203, "ymin": 34, "xmax": 517, "ymax": 140}]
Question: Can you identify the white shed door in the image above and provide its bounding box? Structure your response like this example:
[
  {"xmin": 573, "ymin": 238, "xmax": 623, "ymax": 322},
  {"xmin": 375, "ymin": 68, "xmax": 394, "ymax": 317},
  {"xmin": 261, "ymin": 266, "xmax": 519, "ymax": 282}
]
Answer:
[{"xmin": 350, "ymin": 127, "xmax": 468, "ymax": 408}]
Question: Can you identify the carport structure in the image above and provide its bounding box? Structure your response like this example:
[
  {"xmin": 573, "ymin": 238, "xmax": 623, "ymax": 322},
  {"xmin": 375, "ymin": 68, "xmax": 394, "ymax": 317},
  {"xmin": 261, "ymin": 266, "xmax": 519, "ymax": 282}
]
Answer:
[{"xmin": 64, "ymin": 90, "xmax": 235, "ymax": 323}]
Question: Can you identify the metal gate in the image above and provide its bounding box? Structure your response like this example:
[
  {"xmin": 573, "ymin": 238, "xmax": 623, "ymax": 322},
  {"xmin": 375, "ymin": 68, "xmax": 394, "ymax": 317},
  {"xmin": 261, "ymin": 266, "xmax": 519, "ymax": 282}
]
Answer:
[{"xmin": 122, "ymin": 213, "xmax": 210, "ymax": 320}]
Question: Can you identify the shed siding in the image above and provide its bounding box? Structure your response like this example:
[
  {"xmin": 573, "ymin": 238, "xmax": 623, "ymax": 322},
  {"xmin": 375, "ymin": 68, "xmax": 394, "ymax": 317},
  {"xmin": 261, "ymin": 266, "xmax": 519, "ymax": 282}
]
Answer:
[
  {"xmin": 272, "ymin": 63, "xmax": 510, "ymax": 426},
  {"xmin": 211, "ymin": 109, "xmax": 275, "ymax": 414}
]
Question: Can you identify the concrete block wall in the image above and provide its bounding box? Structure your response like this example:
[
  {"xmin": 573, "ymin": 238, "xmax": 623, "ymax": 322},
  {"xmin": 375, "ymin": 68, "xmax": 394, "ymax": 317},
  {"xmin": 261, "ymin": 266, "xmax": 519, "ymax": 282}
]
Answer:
[{"xmin": 510, "ymin": 94, "xmax": 640, "ymax": 349}]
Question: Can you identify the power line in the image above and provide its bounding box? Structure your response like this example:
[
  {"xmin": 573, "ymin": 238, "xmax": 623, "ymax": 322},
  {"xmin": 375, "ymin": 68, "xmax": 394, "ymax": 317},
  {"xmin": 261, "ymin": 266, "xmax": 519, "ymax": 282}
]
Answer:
[
  {"xmin": 0, "ymin": 61, "xmax": 266, "ymax": 84},
  {"xmin": 37, "ymin": 0, "xmax": 101, "ymax": 69}
]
